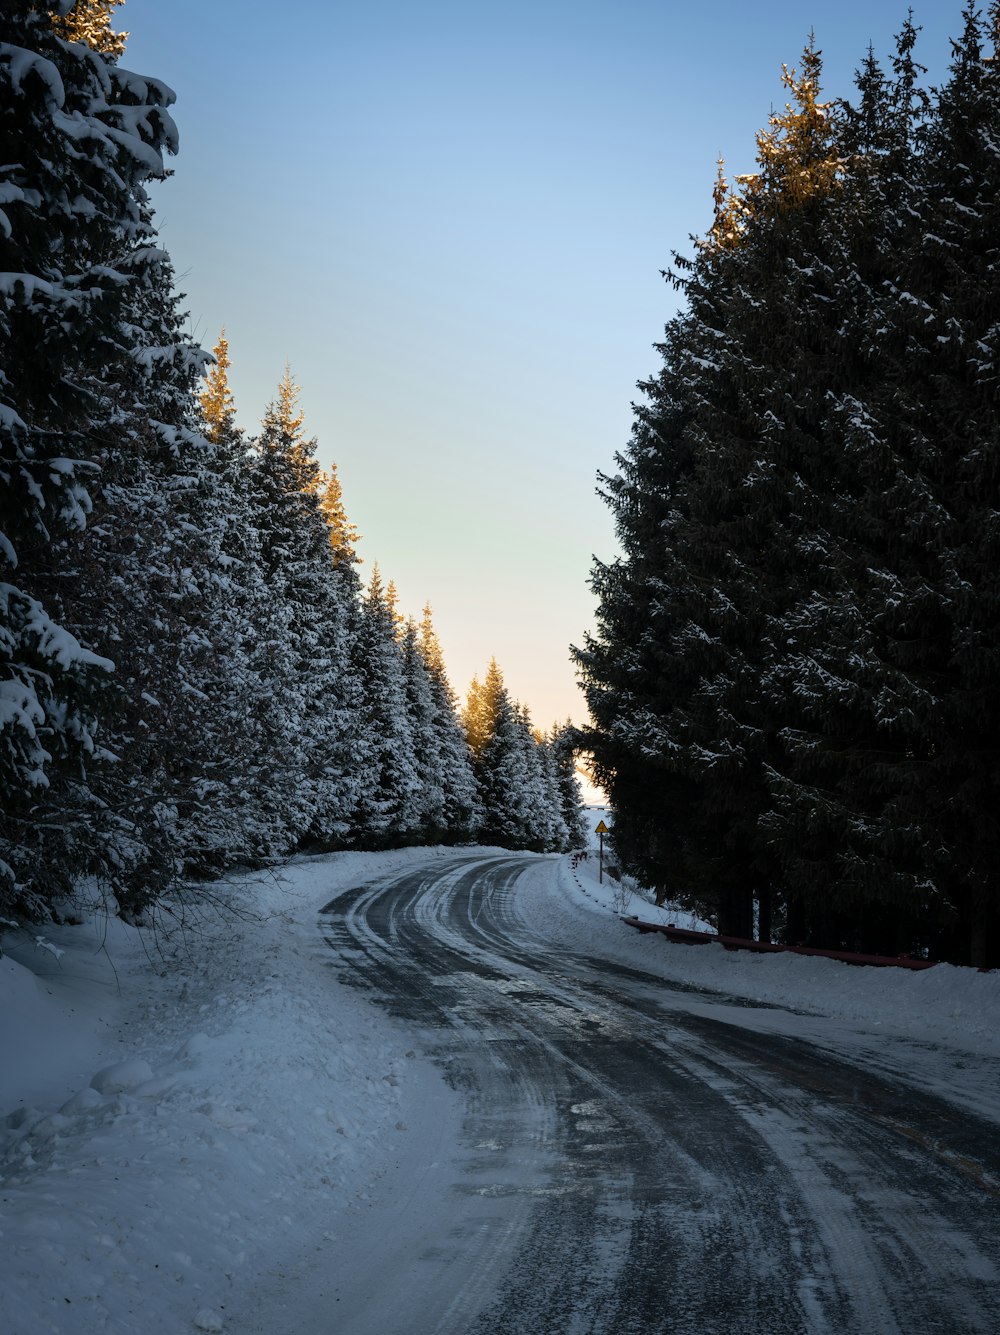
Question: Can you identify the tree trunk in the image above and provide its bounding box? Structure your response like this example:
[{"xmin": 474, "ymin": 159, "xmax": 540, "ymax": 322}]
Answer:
[
  {"xmin": 757, "ymin": 886, "xmax": 772, "ymax": 944},
  {"xmin": 785, "ymin": 894, "xmax": 805, "ymax": 947},
  {"xmin": 718, "ymin": 883, "xmax": 753, "ymax": 939},
  {"xmin": 970, "ymin": 903, "xmax": 988, "ymax": 970}
]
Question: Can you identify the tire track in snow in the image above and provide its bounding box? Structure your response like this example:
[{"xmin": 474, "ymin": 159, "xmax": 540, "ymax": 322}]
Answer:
[{"xmin": 318, "ymin": 854, "xmax": 1000, "ymax": 1334}]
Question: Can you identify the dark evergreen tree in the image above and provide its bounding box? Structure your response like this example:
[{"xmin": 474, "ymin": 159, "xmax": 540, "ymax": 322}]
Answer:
[
  {"xmin": 784, "ymin": 5, "xmax": 1000, "ymax": 965},
  {"xmin": 574, "ymin": 215, "xmax": 770, "ymax": 931},
  {"xmin": 755, "ymin": 19, "xmax": 936, "ymax": 953},
  {"xmin": 0, "ymin": 1, "xmax": 182, "ymax": 916},
  {"xmin": 578, "ymin": 11, "xmax": 1000, "ymax": 964}
]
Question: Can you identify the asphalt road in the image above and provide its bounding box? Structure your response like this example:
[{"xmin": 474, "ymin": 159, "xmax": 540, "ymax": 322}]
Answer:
[{"xmin": 317, "ymin": 854, "xmax": 1000, "ymax": 1335}]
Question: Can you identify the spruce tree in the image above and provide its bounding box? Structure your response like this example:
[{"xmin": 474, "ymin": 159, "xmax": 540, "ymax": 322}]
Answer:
[
  {"xmin": 574, "ymin": 237, "xmax": 763, "ymax": 928},
  {"xmin": 754, "ymin": 10, "xmax": 1000, "ymax": 964},
  {"xmin": 349, "ymin": 566, "xmax": 420, "ymax": 845},
  {"xmin": 807, "ymin": 4, "xmax": 1000, "ymax": 965},
  {"xmin": 251, "ymin": 367, "xmax": 361, "ymax": 849},
  {"xmin": 547, "ymin": 722, "xmax": 590, "ymax": 851},
  {"xmin": 52, "ymin": 0, "xmax": 128, "ymax": 57},
  {"xmin": 466, "ymin": 661, "xmax": 562, "ymax": 851},
  {"xmin": 577, "ymin": 35, "xmax": 892, "ymax": 937},
  {"xmin": 418, "ymin": 605, "xmax": 481, "ymax": 841},
  {"xmin": 316, "ymin": 462, "xmax": 360, "ymax": 567},
  {"xmin": 0, "ymin": 0, "xmax": 181, "ymax": 915},
  {"xmin": 577, "ymin": 12, "xmax": 1000, "ymax": 964},
  {"xmin": 61, "ymin": 240, "xmax": 231, "ymax": 902},
  {"xmin": 400, "ymin": 617, "xmax": 448, "ymax": 841},
  {"xmin": 190, "ymin": 331, "xmax": 292, "ymax": 865},
  {"xmin": 199, "ymin": 328, "xmax": 237, "ymax": 443},
  {"xmin": 755, "ymin": 20, "xmax": 934, "ymax": 953},
  {"xmin": 535, "ymin": 724, "xmax": 571, "ymax": 852}
]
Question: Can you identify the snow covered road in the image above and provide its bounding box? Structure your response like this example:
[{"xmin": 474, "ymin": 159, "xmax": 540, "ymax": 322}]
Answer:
[
  {"xmin": 4, "ymin": 848, "xmax": 998, "ymax": 1335},
  {"xmin": 293, "ymin": 852, "xmax": 1000, "ymax": 1335}
]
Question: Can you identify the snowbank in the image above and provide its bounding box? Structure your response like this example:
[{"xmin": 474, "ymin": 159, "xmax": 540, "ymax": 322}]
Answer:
[
  {"xmin": 0, "ymin": 848, "xmax": 454, "ymax": 1335},
  {"xmin": 521, "ymin": 850, "xmax": 1000, "ymax": 1067}
]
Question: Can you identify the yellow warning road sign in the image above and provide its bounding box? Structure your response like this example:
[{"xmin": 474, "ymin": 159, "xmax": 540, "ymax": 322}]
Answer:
[{"xmin": 595, "ymin": 819, "xmax": 609, "ymax": 835}]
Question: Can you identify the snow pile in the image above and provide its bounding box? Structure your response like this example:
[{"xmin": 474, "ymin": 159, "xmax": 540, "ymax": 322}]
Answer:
[
  {"xmin": 0, "ymin": 849, "xmax": 447, "ymax": 1335},
  {"xmin": 522, "ymin": 851, "xmax": 1000, "ymax": 1063}
]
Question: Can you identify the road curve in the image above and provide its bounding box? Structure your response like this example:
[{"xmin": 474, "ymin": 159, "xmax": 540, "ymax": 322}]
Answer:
[{"xmin": 317, "ymin": 853, "xmax": 1000, "ymax": 1335}]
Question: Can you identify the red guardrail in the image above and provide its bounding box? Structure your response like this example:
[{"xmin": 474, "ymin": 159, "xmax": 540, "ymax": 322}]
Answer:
[{"xmin": 619, "ymin": 917, "xmax": 937, "ymax": 970}]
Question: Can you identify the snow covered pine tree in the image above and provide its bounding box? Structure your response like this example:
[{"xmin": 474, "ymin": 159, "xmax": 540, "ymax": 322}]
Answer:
[{"xmin": 0, "ymin": 0, "xmax": 183, "ymax": 916}]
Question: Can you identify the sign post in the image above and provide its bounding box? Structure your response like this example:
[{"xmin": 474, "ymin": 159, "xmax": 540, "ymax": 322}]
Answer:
[{"xmin": 594, "ymin": 819, "xmax": 609, "ymax": 884}]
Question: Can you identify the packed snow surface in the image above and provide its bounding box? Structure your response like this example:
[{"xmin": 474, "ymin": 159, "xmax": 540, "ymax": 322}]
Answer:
[{"xmin": 2, "ymin": 843, "xmax": 997, "ymax": 1334}]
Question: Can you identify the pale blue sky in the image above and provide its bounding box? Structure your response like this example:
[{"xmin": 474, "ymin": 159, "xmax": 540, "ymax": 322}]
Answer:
[{"xmin": 124, "ymin": 0, "xmax": 963, "ymax": 727}]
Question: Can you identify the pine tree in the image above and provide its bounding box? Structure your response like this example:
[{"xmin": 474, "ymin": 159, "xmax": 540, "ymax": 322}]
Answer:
[
  {"xmin": 251, "ymin": 367, "xmax": 362, "ymax": 849},
  {"xmin": 386, "ymin": 579, "xmax": 406, "ymax": 640},
  {"xmin": 753, "ymin": 19, "xmax": 935, "ymax": 953},
  {"xmin": 316, "ymin": 462, "xmax": 360, "ymax": 566},
  {"xmin": 199, "ymin": 328, "xmax": 238, "ymax": 444},
  {"xmin": 418, "ymin": 605, "xmax": 481, "ymax": 840},
  {"xmin": 574, "ymin": 251, "xmax": 765, "ymax": 929},
  {"xmin": 472, "ymin": 670, "xmax": 529, "ymax": 849},
  {"xmin": 751, "ymin": 9, "xmax": 1000, "ymax": 964},
  {"xmin": 400, "ymin": 617, "xmax": 448, "ymax": 841},
  {"xmin": 547, "ymin": 721, "xmax": 590, "ymax": 851},
  {"xmin": 577, "ymin": 37, "xmax": 863, "ymax": 937},
  {"xmin": 0, "ymin": 0, "xmax": 181, "ymax": 915},
  {"xmin": 735, "ymin": 35, "xmax": 841, "ymax": 219},
  {"xmin": 807, "ymin": 3, "xmax": 1000, "ymax": 965},
  {"xmin": 349, "ymin": 566, "xmax": 420, "ymax": 844},
  {"xmin": 535, "ymin": 724, "xmax": 571, "ymax": 852},
  {"xmin": 50, "ymin": 222, "xmax": 305, "ymax": 900},
  {"xmin": 689, "ymin": 36, "xmax": 867, "ymax": 943},
  {"xmin": 52, "ymin": 0, "xmax": 128, "ymax": 58},
  {"xmin": 466, "ymin": 661, "xmax": 563, "ymax": 851},
  {"xmin": 462, "ymin": 672, "xmax": 489, "ymax": 759},
  {"xmin": 185, "ymin": 330, "xmax": 293, "ymax": 866},
  {"xmin": 578, "ymin": 12, "xmax": 1000, "ymax": 963}
]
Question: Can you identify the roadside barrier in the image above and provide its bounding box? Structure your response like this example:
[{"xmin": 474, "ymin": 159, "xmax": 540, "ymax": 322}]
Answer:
[{"xmin": 619, "ymin": 917, "xmax": 937, "ymax": 970}]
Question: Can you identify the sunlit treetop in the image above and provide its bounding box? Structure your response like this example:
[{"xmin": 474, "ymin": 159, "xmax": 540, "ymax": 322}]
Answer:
[
  {"xmin": 271, "ymin": 362, "xmax": 306, "ymax": 441},
  {"xmin": 707, "ymin": 35, "xmax": 841, "ymax": 251},
  {"xmin": 386, "ymin": 578, "xmax": 406, "ymax": 638},
  {"xmin": 707, "ymin": 157, "xmax": 749, "ymax": 252},
  {"xmin": 200, "ymin": 329, "xmax": 237, "ymax": 445},
  {"xmin": 419, "ymin": 603, "xmax": 448, "ymax": 679},
  {"xmin": 745, "ymin": 39, "xmax": 840, "ymax": 205},
  {"xmin": 316, "ymin": 463, "xmax": 361, "ymax": 567},
  {"xmin": 258, "ymin": 363, "xmax": 323, "ymax": 496},
  {"xmin": 51, "ymin": 0, "xmax": 128, "ymax": 58},
  {"xmin": 462, "ymin": 659, "xmax": 506, "ymax": 758}
]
